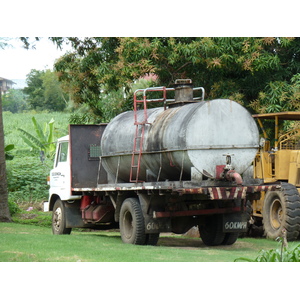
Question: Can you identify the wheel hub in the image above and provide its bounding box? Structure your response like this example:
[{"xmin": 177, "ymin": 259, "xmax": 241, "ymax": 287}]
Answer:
[
  {"xmin": 270, "ymin": 198, "xmax": 283, "ymax": 230},
  {"xmin": 53, "ymin": 207, "xmax": 62, "ymax": 230},
  {"xmin": 123, "ymin": 210, "xmax": 133, "ymax": 239}
]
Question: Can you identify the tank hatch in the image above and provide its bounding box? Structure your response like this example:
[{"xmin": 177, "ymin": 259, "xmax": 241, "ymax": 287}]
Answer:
[{"xmin": 170, "ymin": 79, "xmax": 204, "ymax": 107}]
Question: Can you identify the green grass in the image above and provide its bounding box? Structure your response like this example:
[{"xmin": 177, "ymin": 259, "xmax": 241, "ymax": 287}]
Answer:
[
  {"xmin": 12, "ymin": 206, "xmax": 52, "ymax": 227},
  {"xmin": 0, "ymin": 221, "xmax": 287, "ymax": 262}
]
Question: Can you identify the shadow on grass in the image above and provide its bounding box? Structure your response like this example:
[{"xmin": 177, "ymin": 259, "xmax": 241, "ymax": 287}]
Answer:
[
  {"xmin": 80, "ymin": 230, "xmax": 207, "ymax": 248},
  {"xmin": 158, "ymin": 236, "xmax": 203, "ymax": 248},
  {"xmin": 74, "ymin": 229, "xmax": 253, "ymax": 250}
]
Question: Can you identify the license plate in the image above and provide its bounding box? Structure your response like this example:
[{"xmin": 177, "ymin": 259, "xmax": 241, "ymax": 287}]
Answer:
[{"xmin": 223, "ymin": 213, "xmax": 248, "ymax": 232}]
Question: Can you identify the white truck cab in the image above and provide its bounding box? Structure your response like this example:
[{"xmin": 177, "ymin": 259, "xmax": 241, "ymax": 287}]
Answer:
[{"xmin": 44, "ymin": 135, "xmax": 80, "ymax": 212}]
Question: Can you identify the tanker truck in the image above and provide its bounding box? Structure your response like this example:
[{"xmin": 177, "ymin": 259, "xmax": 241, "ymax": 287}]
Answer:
[{"xmin": 44, "ymin": 79, "xmax": 280, "ymax": 246}]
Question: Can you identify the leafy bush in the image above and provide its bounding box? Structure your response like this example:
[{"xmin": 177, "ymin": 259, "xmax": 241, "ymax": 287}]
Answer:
[
  {"xmin": 235, "ymin": 232, "xmax": 300, "ymax": 262},
  {"xmin": 6, "ymin": 155, "xmax": 51, "ymax": 202},
  {"xmin": 235, "ymin": 244, "xmax": 300, "ymax": 262},
  {"xmin": 3, "ymin": 111, "xmax": 69, "ymax": 212},
  {"xmin": 8, "ymin": 198, "xmax": 21, "ymax": 216},
  {"xmin": 5, "ymin": 144, "xmax": 14, "ymax": 160},
  {"xmin": 12, "ymin": 209, "xmax": 52, "ymax": 227},
  {"xmin": 18, "ymin": 116, "xmax": 56, "ymax": 158}
]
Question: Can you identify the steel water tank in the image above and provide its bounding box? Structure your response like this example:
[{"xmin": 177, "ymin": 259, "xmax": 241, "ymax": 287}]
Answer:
[{"xmin": 100, "ymin": 98, "xmax": 259, "ymax": 183}]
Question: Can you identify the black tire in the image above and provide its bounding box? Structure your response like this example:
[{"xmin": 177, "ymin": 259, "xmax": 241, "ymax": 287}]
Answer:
[
  {"xmin": 222, "ymin": 232, "xmax": 239, "ymax": 245},
  {"xmin": 145, "ymin": 233, "xmax": 160, "ymax": 246},
  {"xmin": 199, "ymin": 215, "xmax": 225, "ymax": 246},
  {"xmin": 262, "ymin": 182, "xmax": 300, "ymax": 241},
  {"xmin": 119, "ymin": 198, "xmax": 146, "ymax": 245},
  {"xmin": 52, "ymin": 199, "xmax": 72, "ymax": 235}
]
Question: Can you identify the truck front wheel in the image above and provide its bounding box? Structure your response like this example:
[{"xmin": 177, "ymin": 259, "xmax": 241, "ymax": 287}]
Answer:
[
  {"xmin": 263, "ymin": 183, "xmax": 300, "ymax": 241},
  {"xmin": 119, "ymin": 198, "xmax": 146, "ymax": 245},
  {"xmin": 52, "ymin": 199, "xmax": 72, "ymax": 235}
]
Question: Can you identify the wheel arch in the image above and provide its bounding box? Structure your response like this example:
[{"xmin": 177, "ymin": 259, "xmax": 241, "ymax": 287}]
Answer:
[
  {"xmin": 49, "ymin": 194, "xmax": 61, "ymax": 211},
  {"xmin": 112, "ymin": 192, "xmax": 138, "ymax": 223}
]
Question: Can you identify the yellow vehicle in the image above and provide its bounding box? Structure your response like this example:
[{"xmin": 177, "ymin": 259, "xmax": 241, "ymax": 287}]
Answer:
[{"xmin": 252, "ymin": 112, "xmax": 300, "ymax": 240}]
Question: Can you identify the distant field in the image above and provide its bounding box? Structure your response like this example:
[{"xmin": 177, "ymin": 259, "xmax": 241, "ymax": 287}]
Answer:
[{"xmin": 3, "ymin": 111, "xmax": 70, "ymax": 150}]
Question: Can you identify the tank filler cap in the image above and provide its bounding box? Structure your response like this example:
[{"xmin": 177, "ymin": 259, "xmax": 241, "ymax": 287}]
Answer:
[
  {"xmin": 173, "ymin": 79, "xmax": 194, "ymax": 105},
  {"xmin": 174, "ymin": 79, "xmax": 192, "ymax": 85}
]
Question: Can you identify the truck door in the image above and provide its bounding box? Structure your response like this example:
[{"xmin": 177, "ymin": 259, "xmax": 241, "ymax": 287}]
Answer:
[{"xmin": 50, "ymin": 139, "xmax": 72, "ymax": 200}]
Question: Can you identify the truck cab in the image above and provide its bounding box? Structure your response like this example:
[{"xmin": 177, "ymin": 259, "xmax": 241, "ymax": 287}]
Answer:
[
  {"xmin": 44, "ymin": 135, "xmax": 80, "ymax": 212},
  {"xmin": 253, "ymin": 111, "xmax": 300, "ymax": 188}
]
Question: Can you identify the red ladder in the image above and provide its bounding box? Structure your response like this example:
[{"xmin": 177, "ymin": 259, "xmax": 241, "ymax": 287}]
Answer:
[{"xmin": 129, "ymin": 87, "xmax": 167, "ymax": 182}]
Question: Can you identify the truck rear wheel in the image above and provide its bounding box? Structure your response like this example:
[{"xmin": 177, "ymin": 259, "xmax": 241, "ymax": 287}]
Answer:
[
  {"xmin": 199, "ymin": 215, "xmax": 225, "ymax": 246},
  {"xmin": 145, "ymin": 233, "xmax": 160, "ymax": 246},
  {"xmin": 222, "ymin": 232, "xmax": 239, "ymax": 245},
  {"xmin": 119, "ymin": 198, "xmax": 146, "ymax": 245},
  {"xmin": 52, "ymin": 199, "xmax": 72, "ymax": 235},
  {"xmin": 262, "ymin": 183, "xmax": 300, "ymax": 241}
]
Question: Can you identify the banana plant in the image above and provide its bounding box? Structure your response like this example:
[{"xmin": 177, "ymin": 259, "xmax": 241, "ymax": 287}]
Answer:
[
  {"xmin": 18, "ymin": 117, "xmax": 56, "ymax": 159},
  {"xmin": 5, "ymin": 144, "xmax": 14, "ymax": 160}
]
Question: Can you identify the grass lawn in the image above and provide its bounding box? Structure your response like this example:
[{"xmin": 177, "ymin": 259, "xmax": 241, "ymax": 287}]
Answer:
[
  {"xmin": 0, "ymin": 222, "xmax": 289, "ymax": 262},
  {"xmin": 1, "ymin": 221, "xmax": 298, "ymax": 300}
]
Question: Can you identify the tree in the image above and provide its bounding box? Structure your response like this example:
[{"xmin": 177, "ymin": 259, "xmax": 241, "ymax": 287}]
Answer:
[
  {"xmin": 2, "ymin": 89, "xmax": 28, "ymax": 113},
  {"xmin": 24, "ymin": 69, "xmax": 67, "ymax": 111},
  {"xmin": 19, "ymin": 37, "xmax": 300, "ymax": 118},
  {"xmin": 50, "ymin": 37, "xmax": 300, "ymax": 122},
  {"xmin": 0, "ymin": 88, "xmax": 12, "ymax": 222},
  {"xmin": 23, "ymin": 69, "xmax": 44, "ymax": 110},
  {"xmin": 0, "ymin": 38, "xmax": 12, "ymax": 222},
  {"xmin": 42, "ymin": 70, "xmax": 67, "ymax": 111}
]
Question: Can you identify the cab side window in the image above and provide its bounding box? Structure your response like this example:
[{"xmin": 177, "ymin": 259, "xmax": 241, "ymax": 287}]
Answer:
[{"xmin": 56, "ymin": 142, "xmax": 68, "ymax": 166}]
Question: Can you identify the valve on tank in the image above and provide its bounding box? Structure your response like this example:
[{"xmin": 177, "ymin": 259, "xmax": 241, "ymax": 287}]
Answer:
[{"xmin": 216, "ymin": 154, "xmax": 243, "ymax": 185}]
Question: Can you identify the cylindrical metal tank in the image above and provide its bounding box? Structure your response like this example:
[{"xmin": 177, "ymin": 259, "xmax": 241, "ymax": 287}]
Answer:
[{"xmin": 101, "ymin": 99, "xmax": 259, "ymax": 183}]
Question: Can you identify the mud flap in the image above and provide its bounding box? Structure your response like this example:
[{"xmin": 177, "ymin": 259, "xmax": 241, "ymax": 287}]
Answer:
[
  {"xmin": 144, "ymin": 215, "xmax": 172, "ymax": 234},
  {"xmin": 64, "ymin": 201, "xmax": 85, "ymax": 228},
  {"xmin": 222, "ymin": 213, "xmax": 248, "ymax": 233}
]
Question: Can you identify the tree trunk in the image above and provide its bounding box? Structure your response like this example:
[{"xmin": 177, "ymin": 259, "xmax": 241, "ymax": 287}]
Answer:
[{"xmin": 0, "ymin": 88, "xmax": 12, "ymax": 222}]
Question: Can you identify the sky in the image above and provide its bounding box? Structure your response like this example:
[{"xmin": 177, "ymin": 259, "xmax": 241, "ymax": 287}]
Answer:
[{"xmin": 0, "ymin": 38, "xmax": 70, "ymax": 80}]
